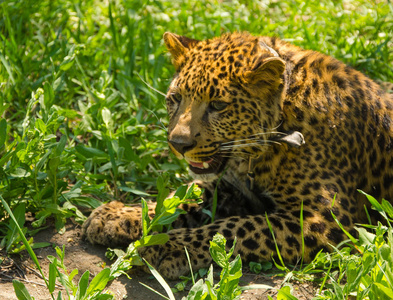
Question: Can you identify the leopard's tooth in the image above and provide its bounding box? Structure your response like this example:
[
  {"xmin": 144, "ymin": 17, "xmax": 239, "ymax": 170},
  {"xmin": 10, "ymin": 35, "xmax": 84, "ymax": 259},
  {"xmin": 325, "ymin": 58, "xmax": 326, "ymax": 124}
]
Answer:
[{"xmin": 203, "ymin": 162, "xmax": 209, "ymax": 169}]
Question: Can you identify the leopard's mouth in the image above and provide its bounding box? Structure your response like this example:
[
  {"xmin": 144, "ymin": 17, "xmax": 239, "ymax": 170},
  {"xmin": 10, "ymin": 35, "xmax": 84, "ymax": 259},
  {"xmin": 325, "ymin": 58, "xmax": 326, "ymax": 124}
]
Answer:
[{"xmin": 186, "ymin": 154, "xmax": 227, "ymax": 175}]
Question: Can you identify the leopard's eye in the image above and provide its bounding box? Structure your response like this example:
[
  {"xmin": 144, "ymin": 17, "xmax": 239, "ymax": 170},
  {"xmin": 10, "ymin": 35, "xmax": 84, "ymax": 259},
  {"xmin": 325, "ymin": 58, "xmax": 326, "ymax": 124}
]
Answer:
[
  {"xmin": 209, "ymin": 101, "xmax": 229, "ymax": 111},
  {"xmin": 170, "ymin": 93, "xmax": 182, "ymax": 103}
]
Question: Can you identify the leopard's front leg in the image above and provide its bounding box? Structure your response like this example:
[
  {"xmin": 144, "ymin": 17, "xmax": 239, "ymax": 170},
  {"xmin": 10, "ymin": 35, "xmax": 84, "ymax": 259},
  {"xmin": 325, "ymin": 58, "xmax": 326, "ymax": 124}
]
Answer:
[
  {"xmin": 140, "ymin": 190, "xmax": 353, "ymax": 280},
  {"xmin": 140, "ymin": 212, "xmax": 308, "ymax": 279}
]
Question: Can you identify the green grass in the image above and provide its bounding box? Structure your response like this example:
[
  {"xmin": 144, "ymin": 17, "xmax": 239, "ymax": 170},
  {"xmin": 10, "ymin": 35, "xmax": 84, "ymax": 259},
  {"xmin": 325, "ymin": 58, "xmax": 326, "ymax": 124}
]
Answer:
[{"xmin": 1, "ymin": 0, "xmax": 393, "ymax": 298}]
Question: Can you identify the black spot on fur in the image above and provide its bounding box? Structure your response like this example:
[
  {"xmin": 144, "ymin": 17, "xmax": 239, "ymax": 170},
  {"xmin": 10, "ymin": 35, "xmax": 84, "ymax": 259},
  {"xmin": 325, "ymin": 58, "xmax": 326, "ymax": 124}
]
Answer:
[
  {"xmin": 321, "ymin": 208, "xmax": 335, "ymax": 222},
  {"xmin": 268, "ymin": 217, "xmax": 283, "ymax": 230},
  {"xmin": 285, "ymin": 222, "xmax": 301, "ymax": 234},
  {"xmin": 310, "ymin": 222, "xmax": 326, "ymax": 233},
  {"xmin": 285, "ymin": 236, "xmax": 300, "ymax": 250},
  {"xmin": 243, "ymin": 238, "xmax": 259, "ymax": 250},
  {"xmin": 304, "ymin": 235, "xmax": 318, "ymax": 247},
  {"xmin": 327, "ymin": 228, "xmax": 344, "ymax": 244},
  {"xmin": 237, "ymin": 227, "xmax": 246, "ymax": 238},
  {"xmin": 339, "ymin": 214, "xmax": 351, "ymax": 227},
  {"xmin": 332, "ymin": 74, "xmax": 346, "ymax": 89},
  {"xmin": 244, "ymin": 221, "xmax": 256, "ymax": 232}
]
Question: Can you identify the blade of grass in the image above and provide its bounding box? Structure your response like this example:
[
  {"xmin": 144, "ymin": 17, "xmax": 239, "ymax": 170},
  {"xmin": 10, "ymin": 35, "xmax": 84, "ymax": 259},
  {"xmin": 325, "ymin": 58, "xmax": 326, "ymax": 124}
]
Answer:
[
  {"xmin": 318, "ymin": 254, "xmax": 333, "ymax": 294},
  {"xmin": 0, "ymin": 195, "xmax": 54, "ymax": 300},
  {"xmin": 184, "ymin": 246, "xmax": 195, "ymax": 285},
  {"xmin": 265, "ymin": 213, "xmax": 288, "ymax": 272},
  {"xmin": 211, "ymin": 168, "xmax": 226, "ymax": 223},
  {"xmin": 300, "ymin": 200, "xmax": 304, "ymax": 268},
  {"xmin": 142, "ymin": 259, "xmax": 176, "ymax": 300},
  {"xmin": 139, "ymin": 282, "xmax": 170, "ymax": 300}
]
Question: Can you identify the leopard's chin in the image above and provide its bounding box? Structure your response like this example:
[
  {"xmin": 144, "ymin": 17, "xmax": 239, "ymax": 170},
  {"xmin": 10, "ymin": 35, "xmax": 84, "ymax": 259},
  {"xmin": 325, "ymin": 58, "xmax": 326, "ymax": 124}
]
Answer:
[{"xmin": 187, "ymin": 154, "xmax": 228, "ymax": 176}]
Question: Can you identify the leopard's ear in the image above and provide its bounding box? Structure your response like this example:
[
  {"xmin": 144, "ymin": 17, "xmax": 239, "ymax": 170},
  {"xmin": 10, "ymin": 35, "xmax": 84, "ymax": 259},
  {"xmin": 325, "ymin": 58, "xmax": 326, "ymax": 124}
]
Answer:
[
  {"xmin": 163, "ymin": 32, "xmax": 200, "ymax": 70},
  {"xmin": 244, "ymin": 56, "xmax": 286, "ymax": 86}
]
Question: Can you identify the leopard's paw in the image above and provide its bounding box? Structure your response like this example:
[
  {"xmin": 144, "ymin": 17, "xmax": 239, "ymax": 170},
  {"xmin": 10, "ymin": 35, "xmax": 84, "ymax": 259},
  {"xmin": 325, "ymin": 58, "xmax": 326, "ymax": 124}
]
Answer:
[{"xmin": 82, "ymin": 201, "xmax": 144, "ymax": 247}]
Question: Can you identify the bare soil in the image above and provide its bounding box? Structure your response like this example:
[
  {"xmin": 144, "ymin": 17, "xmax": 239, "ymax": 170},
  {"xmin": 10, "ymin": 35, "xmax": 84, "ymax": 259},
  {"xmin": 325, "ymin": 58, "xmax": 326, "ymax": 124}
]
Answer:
[{"xmin": 0, "ymin": 221, "xmax": 318, "ymax": 299}]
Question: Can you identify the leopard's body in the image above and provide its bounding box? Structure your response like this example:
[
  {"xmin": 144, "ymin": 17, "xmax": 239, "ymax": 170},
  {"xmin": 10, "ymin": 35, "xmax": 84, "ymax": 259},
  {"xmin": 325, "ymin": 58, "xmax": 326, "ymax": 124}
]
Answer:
[{"xmin": 83, "ymin": 32, "xmax": 393, "ymax": 279}]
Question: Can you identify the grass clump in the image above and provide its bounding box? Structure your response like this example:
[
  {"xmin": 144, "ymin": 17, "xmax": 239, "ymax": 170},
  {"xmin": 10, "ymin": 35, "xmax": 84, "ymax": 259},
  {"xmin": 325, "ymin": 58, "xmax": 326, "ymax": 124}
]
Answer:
[{"xmin": 315, "ymin": 192, "xmax": 393, "ymax": 299}]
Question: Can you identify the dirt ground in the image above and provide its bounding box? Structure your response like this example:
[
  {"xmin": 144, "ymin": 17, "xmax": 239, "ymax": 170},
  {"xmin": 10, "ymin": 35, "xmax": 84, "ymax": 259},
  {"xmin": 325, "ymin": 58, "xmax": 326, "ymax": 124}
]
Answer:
[{"xmin": 0, "ymin": 221, "xmax": 318, "ymax": 299}]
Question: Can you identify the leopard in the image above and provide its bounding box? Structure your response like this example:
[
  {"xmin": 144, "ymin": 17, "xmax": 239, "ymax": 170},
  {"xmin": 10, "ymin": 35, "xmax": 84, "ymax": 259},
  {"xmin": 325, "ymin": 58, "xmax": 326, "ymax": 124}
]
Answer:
[{"xmin": 82, "ymin": 32, "xmax": 393, "ymax": 280}]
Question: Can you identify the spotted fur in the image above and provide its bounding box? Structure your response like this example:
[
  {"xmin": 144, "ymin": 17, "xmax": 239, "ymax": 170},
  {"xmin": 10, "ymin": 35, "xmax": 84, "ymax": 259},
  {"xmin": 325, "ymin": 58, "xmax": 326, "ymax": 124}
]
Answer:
[{"xmin": 83, "ymin": 32, "xmax": 393, "ymax": 279}]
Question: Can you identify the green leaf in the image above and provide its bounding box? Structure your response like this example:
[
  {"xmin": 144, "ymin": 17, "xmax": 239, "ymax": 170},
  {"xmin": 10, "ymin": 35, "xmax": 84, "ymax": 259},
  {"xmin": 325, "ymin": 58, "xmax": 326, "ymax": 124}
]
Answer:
[
  {"xmin": 185, "ymin": 183, "xmax": 203, "ymax": 200},
  {"xmin": 134, "ymin": 234, "xmax": 169, "ymax": 248},
  {"xmin": 31, "ymin": 242, "xmax": 52, "ymax": 249},
  {"xmin": 94, "ymin": 294, "xmax": 114, "ymax": 300},
  {"xmin": 206, "ymin": 264, "xmax": 214, "ymax": 287},
  {"xmin": 374, "ymin": 282, "xmax": 393, "ymax": 298},
  {"xmin": 12, "ymin": 280, "xmax": 33, "ymax": 300},
  {"xmin": 55, "ymin": 215, "xmax": 66, "ymax": 234},
  {"xmin": 277, "ymin": 285, "xmax": 298, "ymax": 300},
  {"xmin": 48, "ymin": 157, "xmax": 60, "ymax": 174},
  {"xmin": 43, "ymin": 81, "xmax": 54, "ymax": 108},
  {"xmin": 102, "ymin": 107, "xmax": 113, "ymax": 129},
  {"xmin": 48, "ymin": 260, "xmax": 57, "ymax": 293},
  {"xmin": 0, "ymin": 118, "xmax": 6, "ymax": 148},
  {"xmin": 229, "ymin": 254, "xmax": 242, "ymax": 275},
  {"xmin": 240, "ymin": 284, "xmax": 275, "ymax": 291},
  {"xmin": 55, "ymin": 135, "xmax": 67, "ymax": 157},
  {"xmin": 118, "ymin": 136, "xmax": 137, "ymax": 161},
  {"xmin": 174, "ymin": 185, "xmax": 188, "ymax": 199},
  {"xmin": 60, "ymin": 55, "xmax": 75, "ymax": 71},
  {"xmin": 86, "ymin": 268, "xmax": 111, "ymax": 295},
  {"xmin": 6, "ymin": 203, "xmax": 26, "ymax": 252},
  {"xmin": 35, "ymin": 118, "xmax": 46, "ymax": 134},
  {"xmin": 118, "ymin": 186, "xmax": 150, "ymax": 196},
  {"xmin": 209, "ymin": 234, "xmax": 227, "ymax": 269},
  {"xmin": 105, "ymin": 136, "xmax": 117, "ymax": 177},
  {"xmin": 381, "ymin": 199, "xmax": 393, "ymax": 218},
  {"xmin": 141, "ymin": 199, "xmax": 150, "ymax": 236},
  {"xmin": 185, "ymin": 278, "xmax": 207, "ymax": 300},
  {"xmin": 75, "ymin": 144, "xmax": 109, "ymax": 159},
  {"xmin": 356, "ymin": 227, "xmax": 375, "ymax": 246},
  {"xmin": 379, "ymin": 244, "xmax": 391, "ymax": 261},
  {"xmin": 249, "ymin": 262, "xmax": 262, "ymax": 274},
  {"xmin": 162, "ymin": 196, "xmax": 182, "ymax": 214},
  {"xmin": 346, "ymin": 260, "xmax": 363, "ymax": 291},
  {"xmin": 330, "ymin": 279, "xmax": 344, "ymax": 300},
  {"xmin": 358, "ymin": 190, "xmax": 384, "ymax": 212},
  {"xmin": 36, "ymin": 150, "xmax": 51, "ymax": 172},
  {"xmin": 363, "ymin": 251, "xmax": 377, "ymax": 275},
  {"xmin": 56, "ymin": 291, "xmax": 63, "ymax": 300},
  {"xmin": 155, "ymin": 209, "xmax": 186, "ymax": 225},
  {"xmin": 76, "ymin": 270, "xmax": 90, "ymax": 298},
  {"xmin": 69, "ymin": 269, "xmax": 79, "ymax": 282},
  {"xmin": 160, "ymin": 163, "xmax": 181, "ymax": 171},
  {"xmin": 9, "ymin": 167, "xmax": 31, "ymax": 178}
]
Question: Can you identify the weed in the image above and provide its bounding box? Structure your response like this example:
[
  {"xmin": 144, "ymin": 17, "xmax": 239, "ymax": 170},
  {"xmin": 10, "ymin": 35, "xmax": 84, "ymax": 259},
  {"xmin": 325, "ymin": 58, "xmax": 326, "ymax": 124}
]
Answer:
[
  {"xmin": 315, "ymin": 192, "xmax": 393, "ymax": 299},
  {"xmin": 107, "ymin": 181, "xmax": 203, "ymax": 279}
]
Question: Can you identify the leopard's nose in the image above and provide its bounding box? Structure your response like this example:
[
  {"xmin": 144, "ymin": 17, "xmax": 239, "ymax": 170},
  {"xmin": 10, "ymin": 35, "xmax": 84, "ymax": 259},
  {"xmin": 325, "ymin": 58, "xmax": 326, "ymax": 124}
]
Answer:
[{"xmin": 168, "ymin": 136, "xmax": 197, "ymax": 155}]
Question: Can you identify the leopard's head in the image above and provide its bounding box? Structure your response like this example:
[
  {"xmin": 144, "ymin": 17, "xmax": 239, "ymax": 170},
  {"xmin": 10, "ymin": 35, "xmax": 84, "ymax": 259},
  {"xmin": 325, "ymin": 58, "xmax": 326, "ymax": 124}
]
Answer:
[{"xmin": 164, "ymin": 32, "xmax": 286, "ymax": 179}]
